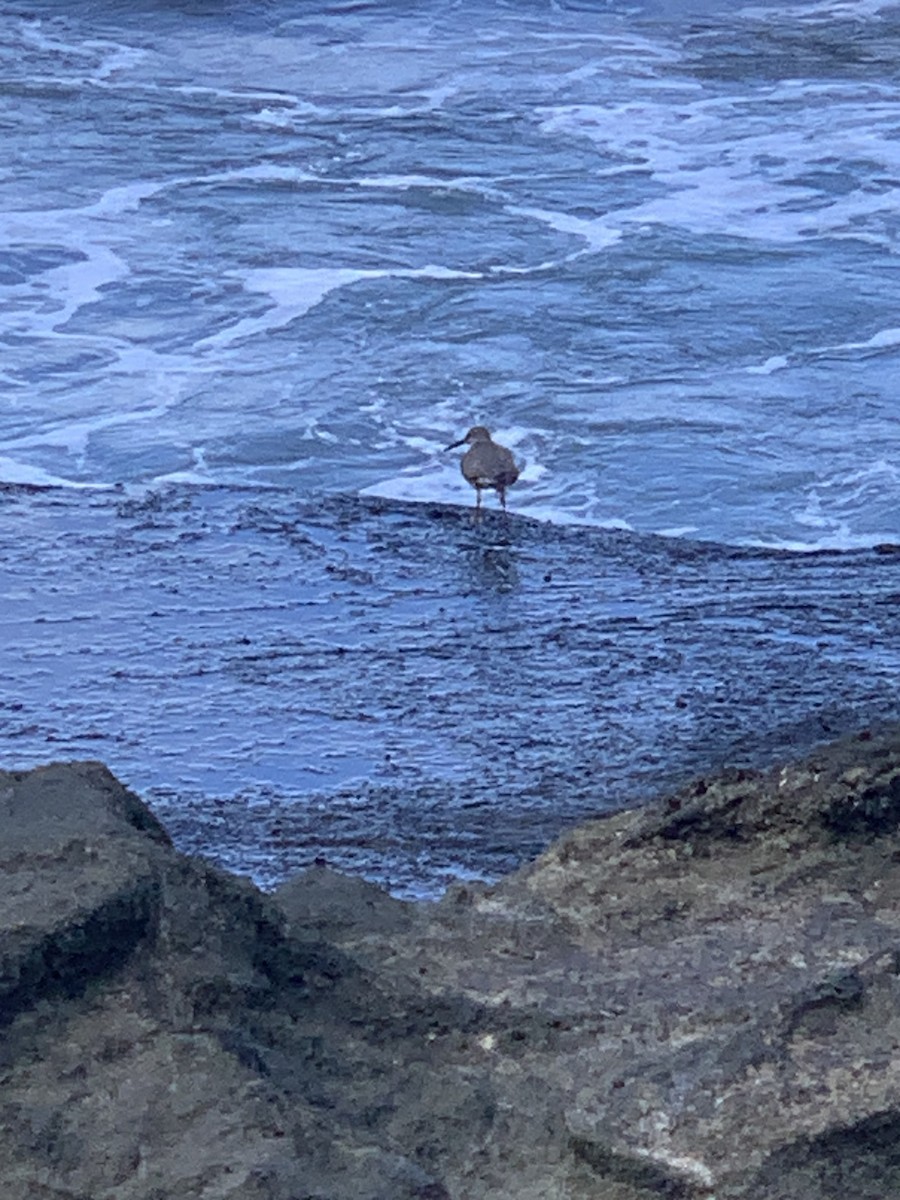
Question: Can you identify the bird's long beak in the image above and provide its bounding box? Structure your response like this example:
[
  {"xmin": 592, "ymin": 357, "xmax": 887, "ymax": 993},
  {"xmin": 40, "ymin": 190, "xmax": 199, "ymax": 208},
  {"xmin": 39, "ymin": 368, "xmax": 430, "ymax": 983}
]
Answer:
[{"xmin": 445, "ymin": 437, "xmax": 466, "ymax": 451}]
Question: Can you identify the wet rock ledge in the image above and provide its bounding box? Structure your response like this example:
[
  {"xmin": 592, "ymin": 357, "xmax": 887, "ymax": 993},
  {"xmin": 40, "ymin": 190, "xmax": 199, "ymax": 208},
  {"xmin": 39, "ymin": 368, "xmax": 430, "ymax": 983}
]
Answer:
[{"xmin": 5, "ymin": 728, "xmax": 900, "ymax": 1199}]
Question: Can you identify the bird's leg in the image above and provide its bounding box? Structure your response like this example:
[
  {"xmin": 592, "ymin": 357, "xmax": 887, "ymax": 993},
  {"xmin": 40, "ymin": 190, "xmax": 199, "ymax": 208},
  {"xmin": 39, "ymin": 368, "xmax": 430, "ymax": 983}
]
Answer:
[
  {"xmin": 498, "ymin": 486, "xmax": 507, "ymax": 513},
  {"xmin": 473, "ymin": 486, "xmax": 483, "ymax": 521}
]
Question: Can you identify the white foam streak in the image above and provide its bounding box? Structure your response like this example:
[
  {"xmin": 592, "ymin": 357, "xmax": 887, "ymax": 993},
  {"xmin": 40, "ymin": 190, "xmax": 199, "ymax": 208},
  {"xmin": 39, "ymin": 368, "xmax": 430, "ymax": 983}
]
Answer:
[
  {"xmin": 848, "ymin": 328, "xmax": 900, "ymax": 352},
  {"xmin": 0, "ymin": 179, "xmax": 173, "ymax": 338},
  {"xmin": 747, "ymin": 326, "xmax": 900, "ymax": 374},
  {"xmin": 508, "ymin": 206, "xmax": 622, "ymax": 253},
  {"xmin": 747, "ymin": 356, "xmax": 790, "ymax": 376},
  {"xmin": 196, "ymin": 262, "xmax": 484, "ymax": 350},
  {"xmin": 2, "ymin": 399, "xmax": 176, "ymax": 458},
  {"xmin": 540, "ymin": 84, "xmax": 900, "ymax": 249},
  {"xmin": 741, "ymin": 0, "xmax": 896, "ymax": 18},
  {"xmin": 0, "ymin": 456, "xmax": 101, "ymax": 489}
]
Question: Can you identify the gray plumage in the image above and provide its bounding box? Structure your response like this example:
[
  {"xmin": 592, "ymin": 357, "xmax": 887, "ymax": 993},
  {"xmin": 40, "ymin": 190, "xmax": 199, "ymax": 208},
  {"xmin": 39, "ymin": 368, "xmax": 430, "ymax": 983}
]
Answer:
[{"xmin": 445, "ymin": 425, "xmax": 519, "ymax": 513}]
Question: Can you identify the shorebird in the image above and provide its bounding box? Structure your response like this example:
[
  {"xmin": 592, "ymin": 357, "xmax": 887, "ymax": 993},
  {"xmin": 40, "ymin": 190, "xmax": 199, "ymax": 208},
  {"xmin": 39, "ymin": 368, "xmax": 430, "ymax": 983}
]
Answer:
[{"xmin": 446, "ymin": 425, "xmax": 519, "ymax": 515}]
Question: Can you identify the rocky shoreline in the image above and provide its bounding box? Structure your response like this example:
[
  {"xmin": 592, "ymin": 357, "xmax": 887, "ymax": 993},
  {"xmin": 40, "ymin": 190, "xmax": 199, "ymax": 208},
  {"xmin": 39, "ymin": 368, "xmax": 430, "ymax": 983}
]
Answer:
[
  {"xmin": 6, "ymin": 483, "xmax": 900, "ymax": 898},
  {"xmin": 5, "ymin": 727, "xmax": 900, "ymax": 1198}
]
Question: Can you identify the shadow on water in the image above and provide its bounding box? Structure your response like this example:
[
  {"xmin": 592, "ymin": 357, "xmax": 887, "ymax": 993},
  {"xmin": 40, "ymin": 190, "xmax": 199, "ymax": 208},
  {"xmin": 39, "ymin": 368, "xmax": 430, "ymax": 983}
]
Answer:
[{"xmin": 3, "ymin": 484, "xmax": 900, "ymax": 895}]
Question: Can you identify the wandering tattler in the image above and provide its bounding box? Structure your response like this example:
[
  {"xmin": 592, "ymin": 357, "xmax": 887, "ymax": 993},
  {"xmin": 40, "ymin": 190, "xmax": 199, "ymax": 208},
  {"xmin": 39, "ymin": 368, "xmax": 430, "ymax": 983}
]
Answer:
[{"xmin": 446, "ymin": 426, "xmax": 520, "ymax": 514}]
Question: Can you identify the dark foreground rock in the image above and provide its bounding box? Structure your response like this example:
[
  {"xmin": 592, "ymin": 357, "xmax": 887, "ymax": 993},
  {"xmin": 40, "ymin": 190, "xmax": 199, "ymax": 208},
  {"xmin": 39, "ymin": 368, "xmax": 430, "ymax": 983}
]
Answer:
[{"xmin": 6, "ymin": 728, "xmax": 900, "ymax": 1197}]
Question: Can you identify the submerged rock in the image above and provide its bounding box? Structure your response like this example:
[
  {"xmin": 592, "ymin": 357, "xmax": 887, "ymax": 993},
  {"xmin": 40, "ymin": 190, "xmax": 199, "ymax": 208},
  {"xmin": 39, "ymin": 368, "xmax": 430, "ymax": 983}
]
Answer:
[{"xmin": 5, "ymin": 727, "xmax": 900, "ymax": 1197}]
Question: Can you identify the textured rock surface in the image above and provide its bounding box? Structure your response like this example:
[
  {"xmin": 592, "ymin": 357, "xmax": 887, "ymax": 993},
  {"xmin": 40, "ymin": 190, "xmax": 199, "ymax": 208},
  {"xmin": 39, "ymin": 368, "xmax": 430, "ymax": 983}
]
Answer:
[
  {"xmin": 6, "ymin": 483, "xmax": 900, "ymax": 898},
  {"xmin": 6, "ymin": 729, "xmax": 900, "ymax": 1197}
]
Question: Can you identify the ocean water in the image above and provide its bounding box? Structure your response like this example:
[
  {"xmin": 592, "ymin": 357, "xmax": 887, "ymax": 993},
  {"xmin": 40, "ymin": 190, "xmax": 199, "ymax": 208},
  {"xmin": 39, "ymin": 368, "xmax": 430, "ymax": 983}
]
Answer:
[{"xmin": 3, "ymin": 0, "xmax": 900, "ymax": 894}]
